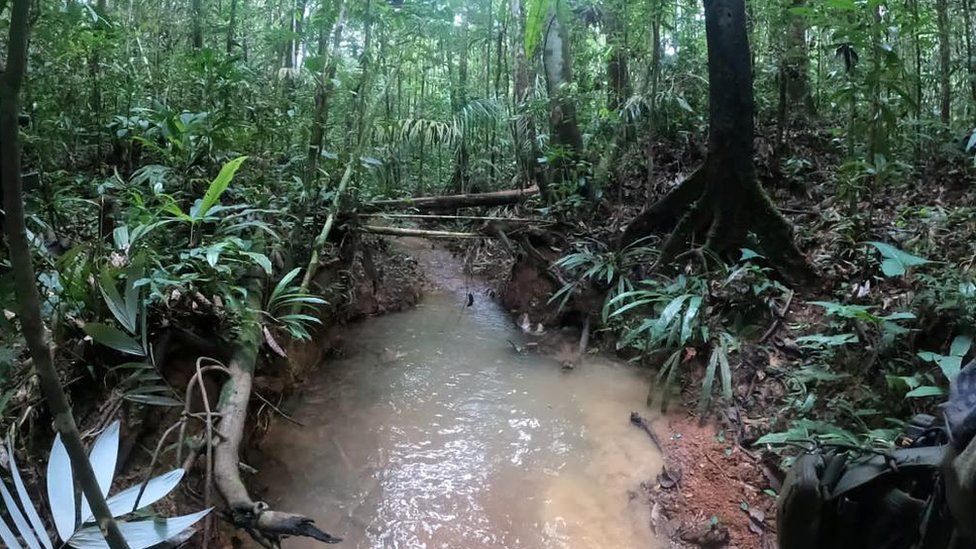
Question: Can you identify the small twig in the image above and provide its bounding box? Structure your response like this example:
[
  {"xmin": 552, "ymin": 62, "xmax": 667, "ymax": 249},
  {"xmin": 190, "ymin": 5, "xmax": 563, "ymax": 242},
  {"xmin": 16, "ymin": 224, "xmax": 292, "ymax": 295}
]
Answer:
[
  {"xmin": 253, "ymin": 391, "xmax": 304, "ymax": 427},
  {"xmin": 193, "ymin": 356, "xmax": 227, "ymax": 548},
  {"xmin": 132, "ymin": 419, "xmax": 185, "ymax": 513},
  {"xmin": 630, "ymin": 412, "xmax": 665, "ymax": 454}
]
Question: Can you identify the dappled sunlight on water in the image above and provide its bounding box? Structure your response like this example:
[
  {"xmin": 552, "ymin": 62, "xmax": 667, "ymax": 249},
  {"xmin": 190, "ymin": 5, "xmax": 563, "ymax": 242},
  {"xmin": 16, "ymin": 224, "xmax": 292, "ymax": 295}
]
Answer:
[{"xmin": 257, "ymin": 267, "xmax": 662, "ymax": 549}]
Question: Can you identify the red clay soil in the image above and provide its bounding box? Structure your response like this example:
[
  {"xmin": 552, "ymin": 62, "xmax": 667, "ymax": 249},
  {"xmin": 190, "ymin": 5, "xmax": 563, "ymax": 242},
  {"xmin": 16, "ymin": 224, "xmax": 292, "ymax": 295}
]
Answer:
[{"xmin": 647, "ymin": 414, "xmax": 778, "ymax": 549}]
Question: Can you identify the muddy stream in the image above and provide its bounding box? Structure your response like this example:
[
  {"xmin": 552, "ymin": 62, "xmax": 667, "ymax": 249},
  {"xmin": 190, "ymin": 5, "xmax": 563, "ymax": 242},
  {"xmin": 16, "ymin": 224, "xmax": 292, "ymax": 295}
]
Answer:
[{"xmin": 257, "ymin": 242, "xmax": 663, "ymax": 548}]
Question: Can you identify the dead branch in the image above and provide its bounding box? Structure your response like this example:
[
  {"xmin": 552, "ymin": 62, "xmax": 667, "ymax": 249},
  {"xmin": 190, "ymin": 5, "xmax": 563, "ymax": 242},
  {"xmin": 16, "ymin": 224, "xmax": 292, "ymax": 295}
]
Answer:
[
  {"xmin": 358, "ymin": 225, "xmax": 486, "ymax": 239},
  {"xmin": 361, "ymin": 185, "xmax": 539, "ymax": 212},
  {"xmin": 213, "ymin": 272, "xmax": 341, "ymax": 548}
]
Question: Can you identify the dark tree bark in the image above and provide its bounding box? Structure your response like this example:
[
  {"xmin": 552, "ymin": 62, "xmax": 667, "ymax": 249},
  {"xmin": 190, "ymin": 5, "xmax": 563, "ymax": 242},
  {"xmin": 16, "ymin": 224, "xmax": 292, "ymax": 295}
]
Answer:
[
  {"xmin": 192, "ymin": 0, "xmax": 204, "ymax": 49},
  {"xmin": 226, "ymin": 0, "xmax": 238, "ymax": 53},
  {"xmin": 937, "ymin": 0, "xmax": 951, "ymax": 125},
  {"xmin": 620, "ymin": 0, "xmax": 815, "ymax": 283},
  {"xmin": 1, "ymin": 1, "xmax": 132, "ymax": 548}
]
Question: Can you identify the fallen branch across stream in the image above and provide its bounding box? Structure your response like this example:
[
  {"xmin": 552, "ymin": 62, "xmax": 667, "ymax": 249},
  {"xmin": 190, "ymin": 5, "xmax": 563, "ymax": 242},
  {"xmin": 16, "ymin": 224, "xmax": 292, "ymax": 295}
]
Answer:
[
  {"xmin": 361, "ymin": 185, "xmax": 539, "ymax": 212},
  {"xmin": 357, "ymin": 225, "xmax": 486, "ymax": 239}
]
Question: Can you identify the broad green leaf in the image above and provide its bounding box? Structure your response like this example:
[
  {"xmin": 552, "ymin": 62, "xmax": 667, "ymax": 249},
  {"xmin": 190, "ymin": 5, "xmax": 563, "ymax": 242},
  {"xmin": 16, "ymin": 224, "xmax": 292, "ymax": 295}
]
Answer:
[
  {"xmin": 68, "ymin": 508, "xmax": 211, "ymax": 549},
  {"xmin": 47, "ymin": 434, "xmax": 75, "ymax": 542},
  {"xmin": 79, "ymin": 422, "xmax": 120, "ymax": 523},
  {"xmin": 906, "ymin": 386, "xmax": 946, "ymax": 398},
  {"xmin": 525, "ymin": 0, "xmax": 554, "ymax": 58},
  {"xmin": 100, "ymin": 269, "xmax": 135, "ymax": 333},
  {"xmin": 951, "ymin": 335, "xmax": 973, "ymax": 357},
  {"xmin": 193, "ymin": 156, "xmax": 248, "ymax": 221},
  {"xmin": 868, "ymin": 241, "xmax": 930, "ymax": 278},
  {"xmin": 654, "ymin": 295, "xmax": 691, "ymax": 341},
  {"xmin": 243, "ymin": 252, "xmax": 273, "ymax": 275},
  {"xmin": 680, "ymin": 296, "xmax": 703, "ymax": 344},
  {"xmin": 84, "ymin": 323, "xmax": 145, "ymax": 357},
  {"xmin": 880, "ymin": 258, "xmax": 905, "ymax": 277}
]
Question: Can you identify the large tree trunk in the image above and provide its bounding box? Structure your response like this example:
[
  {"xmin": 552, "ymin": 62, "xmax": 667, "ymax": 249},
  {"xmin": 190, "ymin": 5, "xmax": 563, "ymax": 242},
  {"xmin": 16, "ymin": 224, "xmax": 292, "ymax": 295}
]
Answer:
[
  {"xmin": 621, "ymin": 0, "xmax": 815, "ymax": 283},
  {"xmin": 2, "ymin": 2, "xmax": 132, "ymax": 548},
  {"xmin": 510, "ymin": 0, "xmax": 547, "ymax": 197},
  {"xmin": 542, "ymin": 8, "xmax": 586, "ymax": 195}
]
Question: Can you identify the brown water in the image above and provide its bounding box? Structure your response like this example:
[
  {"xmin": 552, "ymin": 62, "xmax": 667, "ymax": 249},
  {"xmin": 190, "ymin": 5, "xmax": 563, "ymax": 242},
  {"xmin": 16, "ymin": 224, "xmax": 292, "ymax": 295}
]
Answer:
[{"xmin": 257, "ymin": 245, "xmax": 662, "ymax": 549}]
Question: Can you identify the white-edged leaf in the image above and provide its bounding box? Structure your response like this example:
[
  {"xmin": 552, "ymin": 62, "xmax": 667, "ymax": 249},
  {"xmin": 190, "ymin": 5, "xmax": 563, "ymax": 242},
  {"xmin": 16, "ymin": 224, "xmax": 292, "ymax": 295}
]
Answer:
[
  {"xmin": 83, "ymin": 323, "xmax": 145, "ymax": 356},
  {"xmin": 7, "ymin": 440, "xmax": 54, "ymax": 549},
  {"xmin": 82, "ymin": 469, "xmax": 184, "ymax": 522},
  {"xmin": 68, "ymin": 508, "xmax": 211, "ymax": 549},
  {"xmin": 0, "ymin": 515, "xmax": 24, "ymax": 549},
  {"xmin": 47, "ymin": 434, "xmax": 76, "ymax": 542},
  {"xmin": 79, "ymin": 422, "xmax": 120, "ymax": 523},
  {"xmin": 0, "ymin": 481, "xmax": 41, "ymax": 549}
]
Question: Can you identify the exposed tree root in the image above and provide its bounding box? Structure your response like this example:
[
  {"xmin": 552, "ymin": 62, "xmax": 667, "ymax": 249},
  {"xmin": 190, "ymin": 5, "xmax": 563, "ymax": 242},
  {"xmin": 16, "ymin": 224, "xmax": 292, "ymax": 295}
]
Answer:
[
  {"xmin": 618, "ymin": 167, "xmax": 706, "ymax": 248},
  {"xmin": 213, "ymin": 273, "xmax": 341, "ymax": 548},
  {"xmin": 624, "ymin": 160, "xmax": 817, "ymax": 284}
]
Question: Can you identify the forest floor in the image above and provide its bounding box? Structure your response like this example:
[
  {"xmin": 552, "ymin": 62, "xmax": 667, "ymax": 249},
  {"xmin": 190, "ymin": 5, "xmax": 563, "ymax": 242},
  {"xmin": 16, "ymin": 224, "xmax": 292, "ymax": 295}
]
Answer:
[{"xmin": 454, "ymin": 131, "xmax": 976, "ymax": 547}]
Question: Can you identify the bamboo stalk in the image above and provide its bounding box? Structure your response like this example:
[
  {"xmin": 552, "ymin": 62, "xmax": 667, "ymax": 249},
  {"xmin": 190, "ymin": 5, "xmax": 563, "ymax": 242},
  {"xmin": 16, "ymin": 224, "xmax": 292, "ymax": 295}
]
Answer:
[{"xmin": 299, "ymin": 157, "xmax": 355, "ymax": 293}]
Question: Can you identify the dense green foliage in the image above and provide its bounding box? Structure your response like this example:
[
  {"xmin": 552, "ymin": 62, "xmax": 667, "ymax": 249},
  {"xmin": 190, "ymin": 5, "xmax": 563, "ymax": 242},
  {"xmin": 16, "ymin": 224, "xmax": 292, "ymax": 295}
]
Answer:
[{"xmin": 3, "ymin": 0, "xmax": 976, "ymax": 477}]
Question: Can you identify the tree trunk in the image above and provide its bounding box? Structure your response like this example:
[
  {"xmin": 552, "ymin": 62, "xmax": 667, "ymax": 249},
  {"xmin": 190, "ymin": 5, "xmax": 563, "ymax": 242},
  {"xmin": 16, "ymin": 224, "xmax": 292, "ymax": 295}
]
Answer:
[
  {"xmin": 937, "ymin": 0, "xmax": 951, "ymax": 125},
  {"xmin": 192, "ymin": 0, "xmax": 204, "ymax": 49},
  {"xmin": 542, "ymin": 8, "xmax": 586, "ymax": 195},
  {"xmin": 450, "ymin": 12, "xmax": 471, "ymax": 194},
  {"xmin": 965, "ymin": 0, "xmax": 976, "ymax": 115},
  {"xmin": 226, "ymin": 0, "xmax": 238, "ymax": 53},
  {"xmin": 784, "ymin": 0, "xmax": 812, "ymax": 114},
  {"xmin": 510, "ymin": 0, "xmax": 547, "ymax": 197},
  {"xmin": 606, "ymin": 5, "xmax": 631, "ymax": 113},
  {"xmin": 621, "ymin": 0, "xmax": 815, "ymax": 283},
  {"xmin": 2, "ymin": 2, "xmax": 132, "ymax": 548},
  {"xmin": 306, "ymin": 2, "xmax": 345, "ymax": 187}
]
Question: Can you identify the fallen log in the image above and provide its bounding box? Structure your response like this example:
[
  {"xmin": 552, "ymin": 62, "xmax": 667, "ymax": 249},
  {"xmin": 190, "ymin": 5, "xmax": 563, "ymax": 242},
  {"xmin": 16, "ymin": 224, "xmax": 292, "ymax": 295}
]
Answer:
[
  {"xmin": 361, "ymin": 185, "xmax": 539, "ymax": 212},
  {"xmin": 357, "ymin": 212, "xmax": 545, "ymax": 223},
  {"xmin": 358, "ymin": 225, "xmax": 486, "ymax": 239},
  {"xmin": 214, "ymin": 271, "xmax": 341, "ymax": 548}
]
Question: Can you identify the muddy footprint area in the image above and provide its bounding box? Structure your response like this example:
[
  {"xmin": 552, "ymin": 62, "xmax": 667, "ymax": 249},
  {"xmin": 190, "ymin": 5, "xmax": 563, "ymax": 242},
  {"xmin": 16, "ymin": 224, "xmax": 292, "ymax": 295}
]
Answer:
[{"xmin": 250, "ymin": 239, "xmax": 665, "ymax": 549}]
